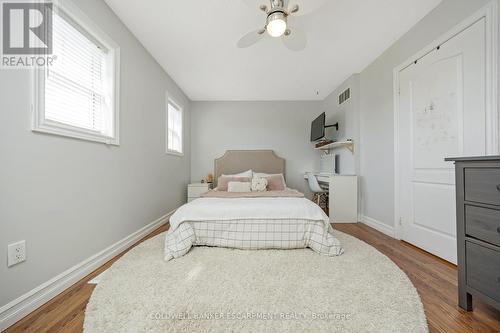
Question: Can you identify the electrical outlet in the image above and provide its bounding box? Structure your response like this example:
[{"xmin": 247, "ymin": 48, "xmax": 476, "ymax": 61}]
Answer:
[{"xmin": 7, "ymin": 241, "xmax": 26, "ymax": 267}]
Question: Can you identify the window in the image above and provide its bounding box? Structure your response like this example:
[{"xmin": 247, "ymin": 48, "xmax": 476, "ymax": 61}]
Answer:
[
  {"xmin": 166, "ymin": 98, "xmax": 183, "ymax": 155},
  {"xmin": 32, "ymin": 1, "xmax": 120, "ymax": 145}
]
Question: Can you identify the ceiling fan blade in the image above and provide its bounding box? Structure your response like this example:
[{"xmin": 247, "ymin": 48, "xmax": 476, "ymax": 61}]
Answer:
[
  {"xmin": 282, "ymin": 28, "xmax": 307, "ymax": 51},
  {"xmin": 237, "ymin": 29, "xmax": 266, "ymax": 48},
  {"xmin": 287, "ymin": 0, "xmax": 327, "ymax": 16}
]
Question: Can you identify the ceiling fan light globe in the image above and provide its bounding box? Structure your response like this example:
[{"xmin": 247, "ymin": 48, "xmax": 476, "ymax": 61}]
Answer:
[{"xmin": 266, "ymin": 13, "xmax": 287, "ymax": 37}]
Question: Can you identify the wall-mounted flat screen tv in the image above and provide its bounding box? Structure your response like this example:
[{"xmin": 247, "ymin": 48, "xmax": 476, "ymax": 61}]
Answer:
[{"xmin": 310, "ymin": 112, "xmax": 325, "ymax": 142}]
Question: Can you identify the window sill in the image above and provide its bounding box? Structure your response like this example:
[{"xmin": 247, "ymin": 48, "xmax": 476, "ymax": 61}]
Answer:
[
  {"xmin": 166, "ymin": 150, "xmax": 184, "ymax": 157},
  {"xmin": 32, "ymin": 123, "xmax": 119, "ymax": 146}
]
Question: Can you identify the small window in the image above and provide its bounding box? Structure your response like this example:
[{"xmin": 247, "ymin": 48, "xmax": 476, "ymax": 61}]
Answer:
[
  {"xmin": 32, "ymin": 1, "xmax": 120, "ymax": 145},
  {"xmin": 166, "ymin": 98, "xmax": 183, "ymax": 156}
]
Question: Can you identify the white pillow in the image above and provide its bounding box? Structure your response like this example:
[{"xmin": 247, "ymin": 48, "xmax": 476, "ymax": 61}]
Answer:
[
  {"xmin": 254, "ymin": 172, "xmax": 286, "ymax": 186},
  {"xmin": 227, "ymin": 181, "xmax": 252, "ymax": 192},
  {"xmin": 222, "ymin": 169, "xmax": 253, "ymax": 178},
  {"xmin": 251, "ymin": 177, "xmax": 268, "ymax": 192}
]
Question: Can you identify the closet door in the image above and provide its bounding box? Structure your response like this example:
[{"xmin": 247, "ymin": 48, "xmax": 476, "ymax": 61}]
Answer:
[{"xmin": 398, "ymin": 18, "xmax": 486, "ymax": 264}]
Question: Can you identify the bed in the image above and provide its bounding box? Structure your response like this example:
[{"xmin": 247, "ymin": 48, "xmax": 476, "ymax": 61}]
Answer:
[{"xmin": 164, "ymin": 150, "xmax": 344, "ymax": 260}]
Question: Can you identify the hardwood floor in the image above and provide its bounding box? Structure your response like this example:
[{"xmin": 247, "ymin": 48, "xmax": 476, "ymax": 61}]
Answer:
[{"xmin": 4, "ymin": 223, "xmax": 500, "ymax": 333}]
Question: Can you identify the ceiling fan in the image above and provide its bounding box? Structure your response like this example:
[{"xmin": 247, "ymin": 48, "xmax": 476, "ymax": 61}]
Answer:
[{"xmin": 237, "ymin": 0, "xmax": 321, "ymax": 51}]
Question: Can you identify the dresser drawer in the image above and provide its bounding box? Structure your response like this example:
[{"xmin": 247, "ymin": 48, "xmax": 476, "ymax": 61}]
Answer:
[
  {"xmin": 464, "ymin": 168, "xmax": 500, "ymax": 206},
  {"xmin": 466, "ymin": 205, "xmax": 500, "ymax": 247},
  {"xmin": 188, "ymin": 186, "xmax": 209, "ymax": 198},
  {"xmin": 466, "ymin": 241, "xmax": 500, "ymax": 303}
]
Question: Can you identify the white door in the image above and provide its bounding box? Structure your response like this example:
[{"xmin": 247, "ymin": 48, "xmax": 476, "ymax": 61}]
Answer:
[{"xmin": 398, "ymin": 18, "xmax": 487, "ymax": 264}]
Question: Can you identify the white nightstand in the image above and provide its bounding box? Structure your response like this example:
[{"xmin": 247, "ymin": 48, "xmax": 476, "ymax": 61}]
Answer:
[{"xmin": 187, "ymin": 183, "xmax": 211, "ymax": 202}]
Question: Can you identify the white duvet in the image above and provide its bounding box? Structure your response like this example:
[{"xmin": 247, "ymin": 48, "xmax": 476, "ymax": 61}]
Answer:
[
  {"xmin": 169, "ymin": 197, "xmax": 329, "ymax": 230},
  {"xmin": 165, "ymin": 197, "xmax": 344, "ymax": 260}
]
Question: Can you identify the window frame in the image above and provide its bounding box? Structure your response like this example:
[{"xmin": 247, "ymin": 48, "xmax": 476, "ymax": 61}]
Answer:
[
  {"xmin": 31, "ymin": 0, "xmax": 120, "ymax": 145},
  {"xmin": 165, "ymin": 94, "xmax": 184, "ymax": 157}
]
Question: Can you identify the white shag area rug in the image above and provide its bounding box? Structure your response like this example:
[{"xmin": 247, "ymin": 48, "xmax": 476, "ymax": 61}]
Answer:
[{"xmin": 84, "ymin": 231, "xmax": 428, "ymax": 333}]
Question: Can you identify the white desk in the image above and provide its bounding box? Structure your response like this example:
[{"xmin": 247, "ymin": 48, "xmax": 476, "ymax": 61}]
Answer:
[{"xmin": 304, "ymin": 173, "xmax": 358, "ymax": 223}]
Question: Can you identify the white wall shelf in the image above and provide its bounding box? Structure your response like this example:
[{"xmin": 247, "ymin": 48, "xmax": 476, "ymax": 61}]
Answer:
[{"xmin": 315, "ymin": 140, "xmax": 354, "ymax": 153}]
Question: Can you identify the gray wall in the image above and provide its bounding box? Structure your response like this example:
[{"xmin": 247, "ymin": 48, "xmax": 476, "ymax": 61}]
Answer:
[
  {"xmin": 323, "ymin": 74, "xmax": 360, "ymax": 175},
  {"xmin": 190, "ymin": 101, "xmax": 323, "ymax": 194},
  {"xmin": 0, "ymin": 0, "xmax": 191, "ymax": 307},
  {"xmin": 358, "ymin": 0, "xmax": 495, "ymax": 226}
]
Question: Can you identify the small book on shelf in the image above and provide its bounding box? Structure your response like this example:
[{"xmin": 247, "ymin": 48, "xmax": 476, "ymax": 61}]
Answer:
[{"xmin": 315, "ymin": 140, "xmax": 334, "ymax": 148}]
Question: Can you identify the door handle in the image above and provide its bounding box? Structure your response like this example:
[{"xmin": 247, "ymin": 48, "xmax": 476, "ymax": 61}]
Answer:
[
  {"xmin": 497, "ymin": 226, "xmax": 500, "ymax": 234},
  {"xmin": 497, "ymin": 185, "xmax": 500, "ymax": 191}
]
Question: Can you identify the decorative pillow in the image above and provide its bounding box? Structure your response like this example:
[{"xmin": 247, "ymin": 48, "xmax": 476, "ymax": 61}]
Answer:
[
  {"xmin": 227, "ymin": 181, "xmax": 252, "ymax": 193},
  {"xmin": 222, "ymin": 170, "xmax": 253, "ymax": 178},
  {"xmin": 251, "ymin": 177, "xmax": 268, "ymax": 192},
  {"xmin": 265, "ymin": 174, "xmax": 286, "ymax": 191},
  {"xmin": 217, "ymin": 176, "xmax": 251, "ymax": 191},
  {"xmin": 254, "ymin": 173, "xmax": 287, "ymax": 190}
]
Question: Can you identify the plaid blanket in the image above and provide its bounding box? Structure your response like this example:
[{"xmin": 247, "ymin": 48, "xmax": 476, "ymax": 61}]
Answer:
[
  {"xmin": 164, "ymin": 218, "xmax": 344, "ymax": 261},
  {"xmin": 164, "ymin": 196, "xmax": 343, "ymax": 260}
]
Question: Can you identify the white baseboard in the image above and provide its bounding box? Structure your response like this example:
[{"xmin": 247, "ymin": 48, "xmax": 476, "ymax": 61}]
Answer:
[
  {"xmin": 360, "ymin": 215, "xmax": 396, "ymax": 238},
  {"xmin": 0, "ymin": 209, "xmax": 176, "ymax": 332}
]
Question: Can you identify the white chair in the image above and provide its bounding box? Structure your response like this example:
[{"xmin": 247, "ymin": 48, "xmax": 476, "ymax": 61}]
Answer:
[{"xmin": 306, "ymin": 172, "xmax": 328, "ymax": 210}]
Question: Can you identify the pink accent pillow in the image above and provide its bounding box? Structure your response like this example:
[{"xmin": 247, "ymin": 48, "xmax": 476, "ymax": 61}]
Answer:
[
  {"xmin": 217, "ymin": 176, "xmax": 251, "ymax": 191},
  {"xmin": 265, "ymin": 174, "xmax": 286, "ymax": 191}
]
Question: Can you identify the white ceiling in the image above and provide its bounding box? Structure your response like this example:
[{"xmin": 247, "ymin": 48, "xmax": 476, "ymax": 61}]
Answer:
[{"xmin": 104, "ymin": 0, "xmax": 442, "ymax": 101}]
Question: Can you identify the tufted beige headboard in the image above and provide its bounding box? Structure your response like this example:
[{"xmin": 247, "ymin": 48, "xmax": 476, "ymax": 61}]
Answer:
[{"xmin": 214, "ymin": 150, "xmax": 286, "ymax": 185}]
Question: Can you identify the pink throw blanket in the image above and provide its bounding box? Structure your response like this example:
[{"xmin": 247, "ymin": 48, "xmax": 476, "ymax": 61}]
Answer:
[{"xmin": 200, "ymin": 189, "xmax": 304, "ymax": 198}]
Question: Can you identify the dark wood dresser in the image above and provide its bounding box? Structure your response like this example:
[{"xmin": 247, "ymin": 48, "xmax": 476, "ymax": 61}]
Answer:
[{"xmin": 446, "ymin": 156, "xmax": 500, "ymax": 311}]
